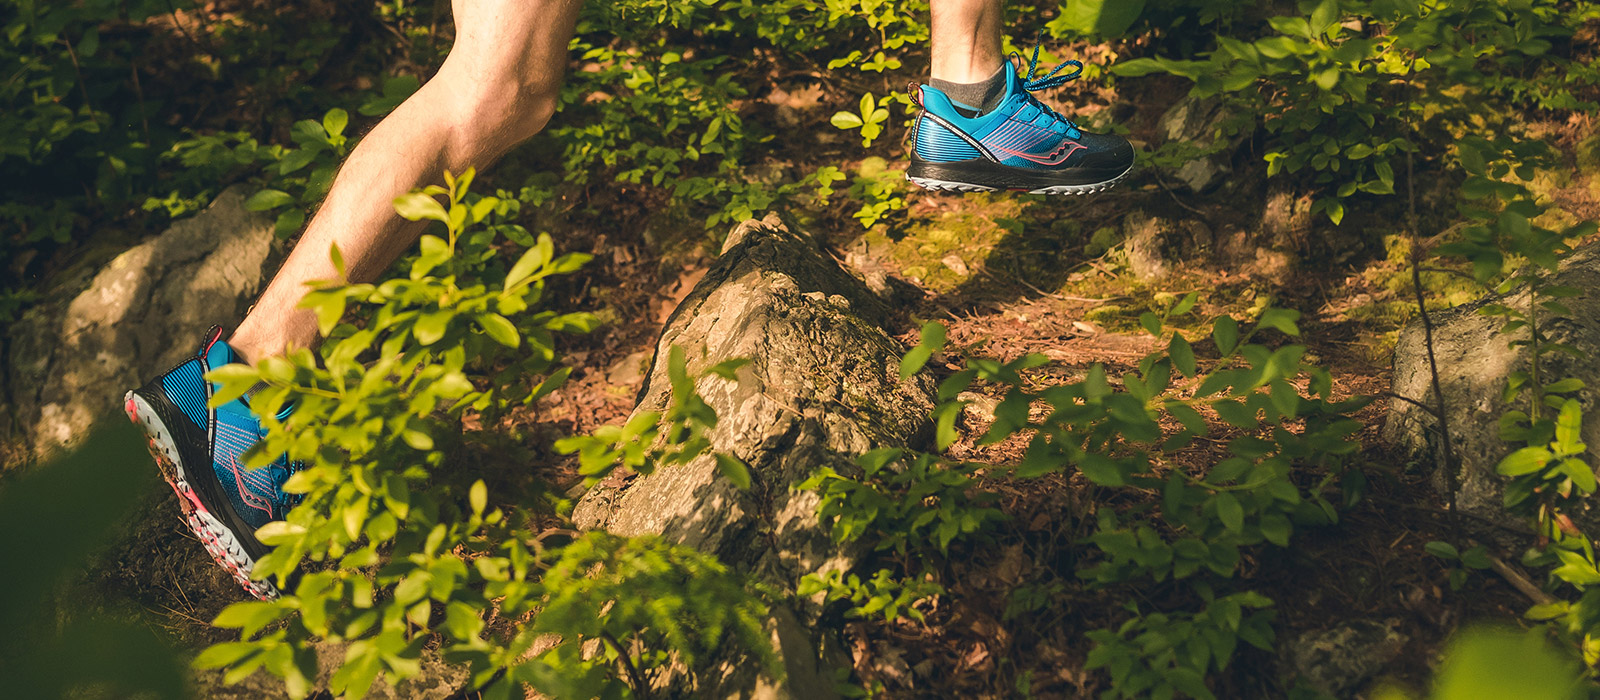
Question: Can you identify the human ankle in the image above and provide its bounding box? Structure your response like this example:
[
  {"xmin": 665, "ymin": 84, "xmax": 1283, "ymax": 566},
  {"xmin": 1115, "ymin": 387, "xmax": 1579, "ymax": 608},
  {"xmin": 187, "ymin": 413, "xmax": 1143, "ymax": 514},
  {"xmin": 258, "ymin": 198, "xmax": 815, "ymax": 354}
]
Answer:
[{"xmin": 930, "ymin": 64, "xmax": 1009, "ymax": 116}]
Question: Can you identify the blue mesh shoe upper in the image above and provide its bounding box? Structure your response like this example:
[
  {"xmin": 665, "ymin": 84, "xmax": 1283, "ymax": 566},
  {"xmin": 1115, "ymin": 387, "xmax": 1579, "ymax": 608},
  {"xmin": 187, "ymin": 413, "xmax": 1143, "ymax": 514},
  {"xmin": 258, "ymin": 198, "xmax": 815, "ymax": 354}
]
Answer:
[
  {"xmin": 161, "ymin": 334, "xmax": 298, "ymax": 530},
  {"xmin": 213, "ymin": 394, "xmax": 298, "ymax": 529}
]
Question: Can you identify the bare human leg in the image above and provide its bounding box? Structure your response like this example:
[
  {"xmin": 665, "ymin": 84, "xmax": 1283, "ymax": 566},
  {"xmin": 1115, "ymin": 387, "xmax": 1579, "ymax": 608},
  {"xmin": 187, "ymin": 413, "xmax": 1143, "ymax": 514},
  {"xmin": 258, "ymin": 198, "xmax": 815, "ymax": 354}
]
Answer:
[
  {"xmin": 930, "ymin": 0, "xmax": 1006, "ymax": 84},
  {"xmin": 228, "ymin": 0, "xmax": 585, "ymax": 363}
]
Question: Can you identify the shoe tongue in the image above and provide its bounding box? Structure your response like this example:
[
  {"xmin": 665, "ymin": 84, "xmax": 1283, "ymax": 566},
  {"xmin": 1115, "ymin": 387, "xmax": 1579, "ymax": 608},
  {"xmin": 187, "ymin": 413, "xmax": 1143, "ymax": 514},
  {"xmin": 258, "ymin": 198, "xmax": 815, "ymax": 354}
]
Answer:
[
  {"xmin": 203, "ymin": 336, "xmax": 238, "ymax": 369},
  {"xmin": 200, "ymin": 333, "xmax": 296, "ymax": 421}
]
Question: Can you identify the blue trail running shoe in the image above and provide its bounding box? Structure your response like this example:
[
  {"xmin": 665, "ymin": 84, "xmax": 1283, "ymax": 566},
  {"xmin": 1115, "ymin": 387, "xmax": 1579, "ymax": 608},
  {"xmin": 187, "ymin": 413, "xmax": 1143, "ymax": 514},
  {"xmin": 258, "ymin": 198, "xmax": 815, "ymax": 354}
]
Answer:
[
  {"xmin": 908, "ymin": 48, "xmax": 1134, "ymax": 195},
  {"xmin": 123, "ymin": 327, "xmax": 296, "ymax": 600}
]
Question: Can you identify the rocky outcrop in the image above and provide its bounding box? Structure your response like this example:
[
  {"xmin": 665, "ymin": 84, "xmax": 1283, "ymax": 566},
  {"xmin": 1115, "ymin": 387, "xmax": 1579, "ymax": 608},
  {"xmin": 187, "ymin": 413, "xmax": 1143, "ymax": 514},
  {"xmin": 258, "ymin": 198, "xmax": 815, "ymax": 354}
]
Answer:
[
  {"xmin": 1118, "ymin": 210, "xmax": 1226, "ymax": 282},
  {"xmin": 1386, "ymin": 242, "xmax": 1600, "ymax": 531},
  {"xmin": 573, "ymin": 213, "xmax": 936, "ymax": 697},
  {"xmin": 1, "ymin": 186, "xmax": 278, "ymax": 465},
  {"xmin": 1284, "ymin": 619, "xmax": 1407, "ymax": 697},
  {"xmin": 1156, "ymin": 95, "xmax": 1245, "ymax": 193}
]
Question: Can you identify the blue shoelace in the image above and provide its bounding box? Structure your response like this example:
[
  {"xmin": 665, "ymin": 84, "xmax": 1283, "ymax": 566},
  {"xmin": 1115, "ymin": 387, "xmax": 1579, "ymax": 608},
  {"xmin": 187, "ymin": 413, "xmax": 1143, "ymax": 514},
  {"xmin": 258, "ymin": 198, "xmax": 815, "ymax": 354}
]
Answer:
[{"xmin": 1014, "ymin": 42, "xmax": 1085, "ymax": 137}]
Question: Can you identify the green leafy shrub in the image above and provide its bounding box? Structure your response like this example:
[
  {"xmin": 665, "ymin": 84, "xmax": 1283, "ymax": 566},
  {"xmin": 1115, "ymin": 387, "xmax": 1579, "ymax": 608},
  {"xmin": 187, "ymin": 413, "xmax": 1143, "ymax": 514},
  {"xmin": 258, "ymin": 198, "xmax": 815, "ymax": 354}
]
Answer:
[
  {"xmin": 798, "ymin": 294, "xmax": 1366, "ymax": 696},
  {"xmin": 1112, "ymin": 0, "xmax": 1600, "ymax": 224},
  {"xmin": 552, "ymin": 0, "xmax": 931, "ymax": 231},
  {"xmin": 196, "ymin": 171, "xmax": 769, "ymax": 698},
  {"xmin": 1, "ymin": 0, "xmax": 181, "ymax": 248}
]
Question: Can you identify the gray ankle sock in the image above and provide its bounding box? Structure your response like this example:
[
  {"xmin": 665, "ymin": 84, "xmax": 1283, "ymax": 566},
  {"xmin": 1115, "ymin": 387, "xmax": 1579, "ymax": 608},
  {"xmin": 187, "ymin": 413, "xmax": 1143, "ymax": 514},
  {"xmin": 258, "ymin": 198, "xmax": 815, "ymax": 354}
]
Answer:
[{"xmin": 930, "ymin": 65, "xmax": 1009, "ymax": 117}]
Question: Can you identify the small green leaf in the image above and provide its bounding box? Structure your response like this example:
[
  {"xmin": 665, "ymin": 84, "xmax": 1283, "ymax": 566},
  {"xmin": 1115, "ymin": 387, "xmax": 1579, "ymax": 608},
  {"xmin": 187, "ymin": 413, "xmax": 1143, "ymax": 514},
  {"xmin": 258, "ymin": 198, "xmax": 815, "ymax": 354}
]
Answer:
[
  {"xmin": 1555, "ymin": 399, "xmax": 1584, "ymax": 455},
  {"xmin": 705, "ymin": 358, "xmax": 751, "ymax": 380},
  {"xmin": 193, "ymin": 641, "xmax": 259, "ymax": 669},
  {"xmin": 1169, "ymin": 334, "xmax": 1196, "ymax": 377},
  {"xmin": 477, "ymin": 313, "xmax": 520, "ymax": 348},
  {"xmin": 255, "ymin": 521, "xmax": 307, "ymax": 545},
  {"xmin": 1310, "ymin": 0, "xmax": 1338, "ymax": 35},
  {"xmin": 1215, "ymin": 492, "xmax": 1244, "ymax": 533},
  {"xmin": 469, "ymin": 480, "xmax": 487, "ymax": 515},
  {"xmin": 1172, "ymin": 291, "xmax": 1200, "ymax": 316},
  {"xmin": 1213, "ymin": 400, "xmax": 1256, "ymax": 428},
  {"xmin": 1259, "ymin": 512, "xmax": 1291, "ymax": 547},
  {"xmin": 414, "ymin": 310, "xmax": 453, "ymax": 345},
  {"xmin": 830, "ymin": 111, "xmax": 864, "ymax": 130},
  {"xmin": 323, "ymin": 108, "xmax": 349, "ymax": 137},
  {"xmin": 1460, "ymin": 546, "xmax": 1493, "ymax": 570},
  {"xmin": 1496, "ymin": 446, "xmax": 1552, "ymax": 476},
  {"xmin": 1055, "ymin": 0, "xmax": 1148, "ymax": 37},
  {"xmin": 1424, "ymin": 540, "xmax": 1460, "ymax": 560},
  {"xmin": 1314, "ymin": 66, "xmax": 1340, "ymax": 90},
  {"xmin": 1213, "ymin": 316, "xmax": 1240, "ymax": 355},
  {"xmin": 245, "ymin": 189, "xmax": 293, "ymax": 212},
  {"xmin": 393, "ymin": 192, "xmax": 449, "ymax": 222},
  {"xmin": 470, "ymin": 197, "xmax": 499, "ymax": 223},
  {"xmin": 716, "ymin": 453, "xmax": 752, "ymax": 489},
  {"xmin": 1167, "ymin": 668, "xmax": 1213, "ymax": 700},
  {"xmin": 504, "ymin": 244, "xmax": 548, "ymax": 291},
  {"xmin": 318, "ymin": 244, "xmax": 343, "ymax": 286},
  {"xmin": 277, "ymin": 148, "xmax": 317, "ymax": 176},
  {"xmin": 274, "ymin": 209, "xmax": 305, "ymax": 237},
  {"xmin": 1561, "ymin": 458, "xmax": 1597, "ymax": 493},
  {"xmin": 343, "ymin": 499, "xmax": 366, "ymax": 541},
  {"xmin": 402, "ymin": 426, "xmax": 434, "ymax": 451},
  {"xmin": 1139, "ymin": 311, "xmax": 1162, "ymax": 337},
  {"xmin": 900, "ymin": 346, "xmax": 933, "ymax": 381},
  {"xmin": 206, "ymin": 364, "xmax": 262, "ymax": 408},
  {"xmin": 1257, "ymin": 308, "xmax": 1301, "ymax": 337},
  {"xmin": 1079, "ymin": 454, "xmax": 1126, "ymax": 486},
  {"xmin": 918, "ymin": 321, "xmax": 948, "ymax": 352},
  {"xmin": 78, "ymin": 27, "xmax": 100, "ymax": 57},
  {"xmin": 934, "ymin": 401, "xmax": 961, "ymax": 452},
  {"xmin": 1525, "ymin": 602, "xmax": 1570, "ymax": 620}
]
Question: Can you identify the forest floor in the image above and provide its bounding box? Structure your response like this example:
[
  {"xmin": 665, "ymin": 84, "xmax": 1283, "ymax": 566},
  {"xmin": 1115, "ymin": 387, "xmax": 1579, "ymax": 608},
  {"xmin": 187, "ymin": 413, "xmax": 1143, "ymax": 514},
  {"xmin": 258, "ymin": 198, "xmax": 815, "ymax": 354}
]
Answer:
[{"xmin": 69, "ymin": 72, "xmax": 1600, "ymax": 698}]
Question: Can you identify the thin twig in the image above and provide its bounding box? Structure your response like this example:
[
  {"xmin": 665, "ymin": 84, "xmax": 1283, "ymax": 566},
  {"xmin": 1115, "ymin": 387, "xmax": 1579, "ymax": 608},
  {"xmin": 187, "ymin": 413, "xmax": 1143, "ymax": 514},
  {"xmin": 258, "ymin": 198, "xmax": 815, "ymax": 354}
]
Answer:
[
  {"xmin": 1408, "ymin": 149, "xmax": 1463, "ymax": 533},
  {"xmin": 1416, "ymin": 266, "xmax": 1477, "ymax": 282},
  {"xmin": 1381, "ymin": 390, "xmax": 1440, "ymax": 418},
  {"xmin": 600, "ymin": 631, "xmax": 652, "ymax": 700},
  {"xmin": 61, "ymin": 37, "xmax": 93, "ymax": 112},
  {"xmin": 130, "ymin": 60, "xmax": 150, "ymax": 143},
  {"xmin": 1153, "ymin": 174, "xmax": 1214, "ymax": 224},
  {"xmin": 1469, "ymin": 538, "xmax": 1558, "ymax": 606},
  {"xmin": 1369, "ymin": 497, "xmax": 1534, "ymax": 537},
  {"xmin": 163, "ymin": 0, "xmax": 212, "ymax": 57},
  {"xmin": 1011, "ymin": 273, "xmax": 1123, "ymax": 304},
  {"xmin": 1085, "ymin": 260, "xmax": 1118, "ymax": 277}
]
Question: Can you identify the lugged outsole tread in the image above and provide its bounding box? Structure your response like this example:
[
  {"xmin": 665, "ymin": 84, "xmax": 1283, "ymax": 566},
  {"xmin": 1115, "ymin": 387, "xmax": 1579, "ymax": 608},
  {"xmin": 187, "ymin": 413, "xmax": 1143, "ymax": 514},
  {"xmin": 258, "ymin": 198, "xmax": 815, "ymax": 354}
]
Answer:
[
  {"xmin": 125, "ymin": 391, "xmax": 279, "ymax": 600},
  {"xmin": 907, "ymin": 171, "xmax": 1129, "ymax": 195},
  {"xmin": 906, "ymin": 164, "xmax": 1132, "ymax": 196}
]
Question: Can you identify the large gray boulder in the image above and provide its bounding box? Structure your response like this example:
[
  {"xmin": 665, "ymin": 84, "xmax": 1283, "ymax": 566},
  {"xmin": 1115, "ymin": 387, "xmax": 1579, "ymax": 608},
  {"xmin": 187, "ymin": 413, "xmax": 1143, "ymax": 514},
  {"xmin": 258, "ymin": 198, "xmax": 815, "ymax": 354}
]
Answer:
[
  {"xmin": 1157, "ymin": 95, "xmax": 1245, "ymax": 193},
  {"xmin": 573, "ymin": 213, "xmax": 936, "ymax": 698},
  {"xmin": 1385, "ymin": 242, "xmax": 1600, "ymax": 530},
  {"xmin": 2, "ymin": 186, "xmax": 278, "ymax": 465}
]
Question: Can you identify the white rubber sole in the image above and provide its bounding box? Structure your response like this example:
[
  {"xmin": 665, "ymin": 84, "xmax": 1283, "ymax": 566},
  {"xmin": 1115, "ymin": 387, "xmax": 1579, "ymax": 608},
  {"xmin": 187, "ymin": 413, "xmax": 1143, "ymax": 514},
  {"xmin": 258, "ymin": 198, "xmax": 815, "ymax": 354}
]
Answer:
[
  {"xmin": 907, "ymin": 164, "xmax": 1133, "ymax": 196},
  {"xmin": 125, "ymin": 391, "xmax": 279, "ymax": 600}
]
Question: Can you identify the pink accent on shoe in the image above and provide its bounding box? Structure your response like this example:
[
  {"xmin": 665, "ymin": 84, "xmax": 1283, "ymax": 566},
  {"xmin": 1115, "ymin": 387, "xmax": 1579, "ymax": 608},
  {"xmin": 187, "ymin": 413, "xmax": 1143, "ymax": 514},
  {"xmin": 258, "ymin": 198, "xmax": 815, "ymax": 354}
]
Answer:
[{"xmin": 991, "ymin": 140, "xmax": 1086, "ymax": 166}]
